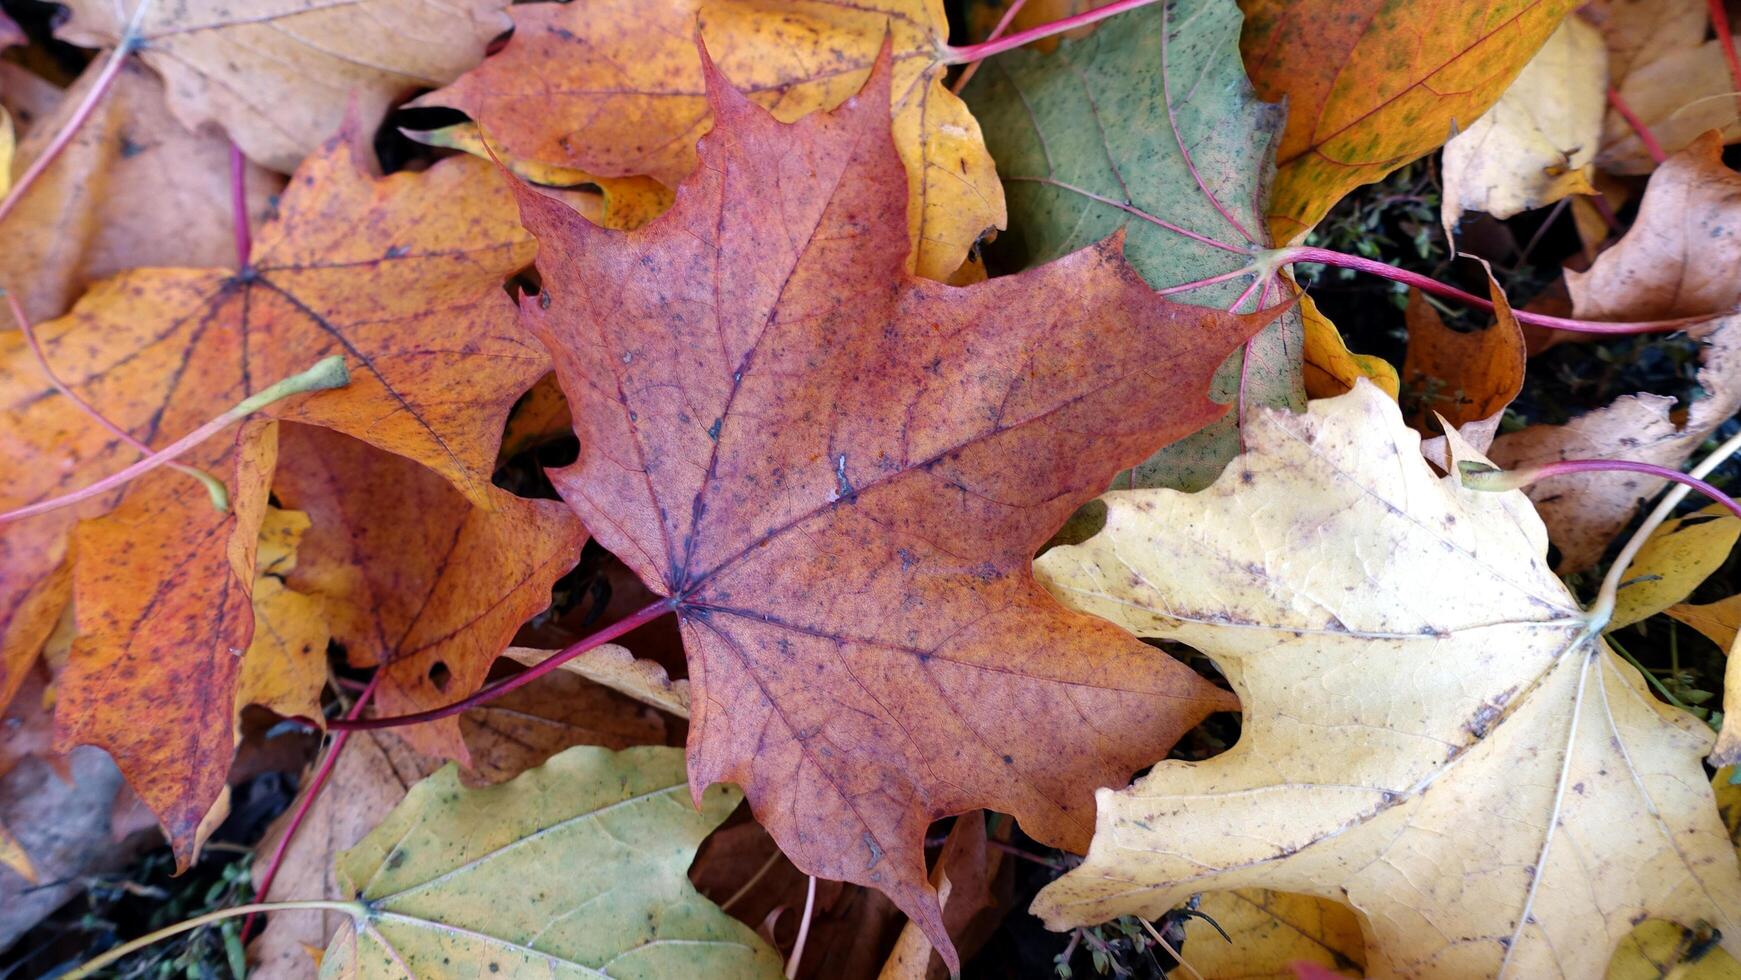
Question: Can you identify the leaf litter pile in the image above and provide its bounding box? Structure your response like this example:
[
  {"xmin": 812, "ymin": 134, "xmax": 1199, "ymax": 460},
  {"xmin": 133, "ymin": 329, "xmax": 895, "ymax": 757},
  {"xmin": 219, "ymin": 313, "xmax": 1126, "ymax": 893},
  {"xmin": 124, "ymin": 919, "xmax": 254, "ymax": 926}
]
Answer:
[{"xmin": 3, "ymin": 0, "xmax": 1741, "ymax": 977}]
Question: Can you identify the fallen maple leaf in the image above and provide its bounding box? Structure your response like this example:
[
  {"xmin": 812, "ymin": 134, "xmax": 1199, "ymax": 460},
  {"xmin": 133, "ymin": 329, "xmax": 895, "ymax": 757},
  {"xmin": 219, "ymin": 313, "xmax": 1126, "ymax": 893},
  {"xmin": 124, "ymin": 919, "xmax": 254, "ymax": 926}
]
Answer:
[
  {"xmin": 236, "ymin": 506, "xmax": 331, "ymax": 726},
  {"xmin": 1490, "ymin": 137, "xmax": 1741, "ymax": 572},
  {"xmin": 54, "ymin": 419, "xmax": 281, "ymax": 866},
  {"xmin": 1569, "ymin": 132, "xmax": 1741, "ymax": 320},
  {"xmin": 0, "ymin": 127, "xmax": 541, "ymax": 865},
  {"xmin": 55, "ymin": 0, "xmax": 511, "ymax": 173},
  {"xmin": 322, "ymin": 745, "xmax": 785, "ymax": 978},
  {"xmin": 1183, "ymin": 889, "xmax": 1366, "ymax": 980},
  {"xmin": 0, "ymin": 59, "xmax": 281, "ymax": 323},
  {"xmin": 1300, "ymin": 291, "xmax": 1398, "ymax": 400},
  {"xmin": 1031, "ymin": 382, "xmax": 1741, "ymax": 978},
  {"xmin": 1590, "ymin": 0, "xmax": 1741, "ymax": 173},
  {"xmin": 963, "ymin": 0, "xmax": 1304, "ymax": 491},
  {"xmin": 512, "ymin": 49, "xmax": 1260, "ymax": 966},
  {"xmin": 249, "ymin": 731, "xmax": 441, "ymax": 980},
  {"xmin": 250, "ymin": 677, "xmax": 668, "ymax": 977},
  {"xmin": 1440, "ymin": 15, "xmax": 1606, "ymax": 234},
  {"xmin": 1608, "ymin": 500, "xmax": 1741, "ymax": 631},
  {"xmin": 505, "ymin": 645, "xmax": 692, "ymax": 719},
  {"xmin": 1401, "ymin": 274, "xmax": 1526, "ymax": 451},
  {"xmin": 272, "ymin": 424, "xmax": 587, "ymax": 762},
  {"xmin": 418, "ymin": 0, "xmax": 1005, "ymax": 281},
  {"xmin": 405, "ymin": 123, "xmax": 676, "ymax": 233},
  {"xmin": 1240, "ymin": 0, "xmax": 1580, "ymax": 241}
]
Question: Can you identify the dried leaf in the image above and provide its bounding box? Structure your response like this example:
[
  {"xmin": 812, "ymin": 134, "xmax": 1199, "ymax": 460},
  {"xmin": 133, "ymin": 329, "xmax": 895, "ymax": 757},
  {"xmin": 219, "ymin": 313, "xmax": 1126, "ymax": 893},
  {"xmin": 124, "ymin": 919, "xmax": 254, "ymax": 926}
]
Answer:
[
  {"xmin": 504, "ymin": 645, "xmax": 690, "ymax": 720},
  {"xmin": 512, "ymin": 52, "xmax": 1257, "ymax": 966},
  {"xmin": 250, "ymin": 731, "xmax": 441, "ymax": 980},
  {"xmin": 419, "ymin": 0, "xmax": 1004, "ymax": 281},
  {"xmin": 963, "ymin": 0, "xmax": 1304, "ymax": 491},
  {"xmin": 1582, "ymin": 0, "xmax": 1707, "ymax": 81},
  {"xmin": 3, "ymin": 129, "xmax": 539, "ymax": 865},
  {"xmin": 236, "ymin": 506, "xmax": 330, "ymax": 725},
  {"xmin": 0, "ymin": 59, "xmax": 281, "ymax": 323},
  {"xmin": 689, "ymin": 822, "xmax": 907, "ymax": 979},
  {"xmin": 1300, "ymin": 292, "xmax": 1399, "ymax": 400},
  {"xmin": 1668, "ymin": 595, "xmax": 1741, "ymax": 653},
  {"xmin": 56, "ymin": 0, "xmax": 512, "ymax": 172},
  {"xmin": 1401, "ymin": 272, "xmax": 1525, "ymax": 448},
  {"xmin": 322, "ymin": 746, "xmax": 784, "ymax": 978},
  {"xmin": 273, "ymin": 425, "xmax": 586, "ymax": 762},
  {"xmin": 876, "ymin": 814, "xmax": 1004, "ymax": 980},
  {"xmin": 1184, "ymin": 890, "xmax": 1366, "ymax": 980},
  {"xmin": 1609, "ymin": 502, "xmax": 1741, "ymax": 631},
  {"xmin": 1589, "ymin": 0, "xmax": 1741, "ymax": 173},
  {"xmin": 405, "ymin": 123, "xmax": 673, "ymax": 232},
  {"xmin": 459, "ymin": 668, "xmax": 671, "ymax": 782},
  {"xmin": 1488, "ymin": 305, "xmax": 1741, "ymax": 572},
  {"xmin": 1241, "ymin": 0, "xmax": 1580, "ymax": 240},
  {"xmin": 495, "ymin": 374, "xmax": 574, "ymax": 465},
  {"xmin": 1031, "ymin": 383, "xmax": 1741, "ymax": 978},
  {"xmin": 1441, "ymin": 16, "xmax": 1606, "ymax": 232},
  {"xmin": 1569, "ymin": 133, "xmax": 1741, "ymax": 320},
  {"xmin": 1487, "ymin": 140, "xmax": 1741, "ymax": 570},
  {"xmin": 54, "ymin": 420, "xmax": 278, "ymax": 865},
  {"xmin": 0, "ymin": 822, "xmax": 32, "ymax": 884}
]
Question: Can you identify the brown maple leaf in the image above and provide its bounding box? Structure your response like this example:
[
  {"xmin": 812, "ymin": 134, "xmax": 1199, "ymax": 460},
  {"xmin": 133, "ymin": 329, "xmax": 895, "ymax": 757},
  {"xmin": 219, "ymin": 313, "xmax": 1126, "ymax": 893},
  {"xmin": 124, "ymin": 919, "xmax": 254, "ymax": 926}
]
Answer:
[
  {"xmin": 1, "ymin": 127, "xmax": 542, "ymax": 865},
  {"xmin": 510, "ymin": 48, "xmax": 1265, "ymax": 966},
  {"xmin": 272, "ymin": 424, "xmax": 588, "ymax": 763}
]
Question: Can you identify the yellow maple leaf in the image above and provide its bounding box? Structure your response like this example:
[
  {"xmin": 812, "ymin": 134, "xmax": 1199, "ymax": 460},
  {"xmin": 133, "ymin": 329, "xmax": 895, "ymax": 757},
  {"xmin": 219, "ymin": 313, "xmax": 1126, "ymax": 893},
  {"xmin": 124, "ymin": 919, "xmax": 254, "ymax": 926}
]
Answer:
[{"xmin": 1031, "ymin": 382, "xmax": 1741, "ymax": 979}]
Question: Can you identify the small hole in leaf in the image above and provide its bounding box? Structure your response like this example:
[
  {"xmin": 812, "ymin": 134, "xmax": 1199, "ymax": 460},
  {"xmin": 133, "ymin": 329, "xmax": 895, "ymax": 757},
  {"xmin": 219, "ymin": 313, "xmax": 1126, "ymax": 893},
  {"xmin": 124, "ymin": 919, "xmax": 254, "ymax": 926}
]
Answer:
[{"xmin": 427, "ymin": 661, "xmax": 452, "ymax": 692}]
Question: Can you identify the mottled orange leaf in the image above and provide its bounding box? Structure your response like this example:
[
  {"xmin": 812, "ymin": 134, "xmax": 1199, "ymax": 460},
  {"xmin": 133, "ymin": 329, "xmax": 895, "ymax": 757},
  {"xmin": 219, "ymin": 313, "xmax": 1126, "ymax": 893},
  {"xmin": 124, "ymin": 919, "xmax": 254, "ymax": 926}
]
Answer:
[
  {"xmin": 1241, "ymin": 0, "xmax": 1580, "ymax": 240},
  {"xmin": 513, "ymin": 52, "xmax": 1261, "ymax": 966},
  {"xmin": 420, "ymin": 0, "xmax": 1005, "ymax": 281},
  {"xmin": 1401, "ymin": 272, "xmax": 1525, "ymax": 449},
  {"xmin": 55, "ymin": 420, "xmax": 279, "ymax": 867},
  {"xmin": 272, "ymin": 424, "xmax": 587, "ymax": 762},
  {"xmin": 1, "ymin": 129, "xmax": 539, "ymax": 865}
]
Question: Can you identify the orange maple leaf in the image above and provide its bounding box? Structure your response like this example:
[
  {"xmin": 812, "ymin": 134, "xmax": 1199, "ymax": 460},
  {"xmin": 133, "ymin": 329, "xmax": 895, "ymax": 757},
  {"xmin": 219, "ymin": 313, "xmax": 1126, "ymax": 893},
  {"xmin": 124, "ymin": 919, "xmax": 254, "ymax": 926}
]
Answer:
[
  {"xmin": 272, "ymin": 424, "xmax": 587, "ymax": 763},
  {"xmin": 511, "ymin": 49, "xmax": 1267, "ymax": 966},
  {"xmin": 1, "ymin": 129, "xmax": 543, "ymax": 865}
]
